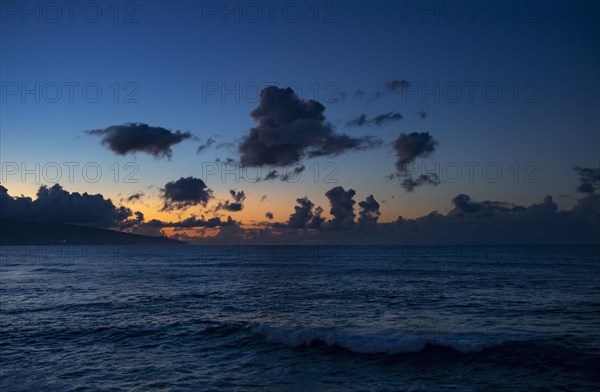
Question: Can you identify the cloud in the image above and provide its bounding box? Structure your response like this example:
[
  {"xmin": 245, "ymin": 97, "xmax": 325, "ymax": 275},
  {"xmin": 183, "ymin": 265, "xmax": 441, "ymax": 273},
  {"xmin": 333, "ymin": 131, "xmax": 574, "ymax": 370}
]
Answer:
[
  {"xmin": 325, "ymin": 186, "xmax": 356, "ymax": 230},
  {"xmin": 157, "ymin": 168, "xmax": 599, "ymax": 244},
  {"xmin": 571, "ymin": 167, "xmax": 600, "ymax": 221},
  {"xmin": 368, "ymin": 80, "xmax": 412, "ymax": 101},
  {"xmin": 265, "ymin": 212, "xmax": 274, "ymax": 220},
  {"xmin": 262, "ymin": 170, "xmax": 279, "ymax": 181},
  {"xmin": 417, "ymin": 111, "xmax": 428, "ymax": 119},
  {"xmin": 394, "ymin": 132, "xmax": 438, "ymax": 171},
  {"xmin": 400, "ymin": 173, "xmax": 441, "ymax": 192},
  {"xmin": 385, "ymin": 79, "xmax": 411, "ymax": 91},
  {"xmin": 392, "ymin": 132, "xmax": 440, "ymax": 192},
  {"xmin": 449, "ymin": 194, "xmax": 522, "ymax": 217},
  {"xmin": 86, "ymin": 123, "xmax": 192, "ymax": 159},
  {"xmin": 346, "ymin": 112, "xmax": 402, "ymax": 128},
  {"xmin": 0, "ymin": 184, "xmax": 140, "ymax": 229},
  {"xmin": 217, "ymin": 189, "xmax": 246, "ymax": 212},
  {"xmin": 145, "ymin": 215, "xmax": 236, "ymax": 228},
  {"xmin": 238, "ymin": 86, "xmax": 381, "ymax": 167},
  {"xmin": 197, "ymin": 137, "xmax": 216, "ymax": 154},
  {"xmin": 574, "ymin": 166, "xmax": 600, "ymax": 194},
  {"xmin": 346, "ymin": 114, "xmax": 368, "ymax": 127},
  {"xmin": 126, "ymin": 192, "xmax": 145, "ymax": 203},
  {"xmin": 281, "ymin": 165, "xmax": 305, "ymax": 182},
  {"xmin": 161, "ymin": 176, "xmax": 213, "ymax": 210},
  {"xmin": 287, "ymin": 197, "xmax": 324, "ymax": 229},
  {"xmin": 373, "ymin": 112, "xmax": 403, "ymax": 126},
  {"xmin": 358, "ymin": 194, "xmax": 381, "ymax": 227}
]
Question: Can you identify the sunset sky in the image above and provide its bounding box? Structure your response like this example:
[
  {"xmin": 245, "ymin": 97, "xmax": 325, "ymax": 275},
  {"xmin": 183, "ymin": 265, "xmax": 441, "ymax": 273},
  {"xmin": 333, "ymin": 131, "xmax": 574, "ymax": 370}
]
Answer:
[{"xmin": 1, "ymin": 1, "xmax": 599, "ymax": 241}]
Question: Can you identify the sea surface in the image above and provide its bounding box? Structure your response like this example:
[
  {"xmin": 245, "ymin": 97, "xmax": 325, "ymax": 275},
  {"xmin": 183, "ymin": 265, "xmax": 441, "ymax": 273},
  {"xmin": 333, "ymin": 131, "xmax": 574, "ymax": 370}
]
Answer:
[{"xmin": 1, "ymin": 245, "xmax": 599, "ymax": 391}]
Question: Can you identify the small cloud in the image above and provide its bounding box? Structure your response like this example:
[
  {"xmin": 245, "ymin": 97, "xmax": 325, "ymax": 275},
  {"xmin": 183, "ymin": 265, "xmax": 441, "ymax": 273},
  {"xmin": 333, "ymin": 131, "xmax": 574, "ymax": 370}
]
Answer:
[
  {"xmin": 385, "ymin": 79, "xmax": 411, "ymax": 91},
  {"xmin": 281, "ymin": 165, "xmax": 306, "ymax": 182},
  {"xmin": 197, "ymin": 137, "xmax": 216, "ymax": 154},
  {"xmin": 86, "ymin": 123, "xmax": 192, "ymax": 159},
  {"xmin": 392, "ymin": 132, "xmax": 439, "ymax": 192},
  {"xmin": 161, "ymin": 176, "xmax": 213, "ymax": 210},
  {"xmin": 126, "ymin": 192, "xmax": 145, "ymax": 203},
  {"xmin": 345, "ymin": 113, "xmax": 404, "ymax": 128},
  {"xmin": 216, "ymin": 189, "xmax": 246, "ymax": 212}
]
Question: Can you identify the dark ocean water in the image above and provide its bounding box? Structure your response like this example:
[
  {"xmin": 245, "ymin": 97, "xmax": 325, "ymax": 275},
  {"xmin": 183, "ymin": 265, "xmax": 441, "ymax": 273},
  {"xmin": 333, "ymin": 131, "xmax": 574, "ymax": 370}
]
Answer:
[{"xmin": 1, "ymin": 245, "xmax": 599, "ymax": 391}]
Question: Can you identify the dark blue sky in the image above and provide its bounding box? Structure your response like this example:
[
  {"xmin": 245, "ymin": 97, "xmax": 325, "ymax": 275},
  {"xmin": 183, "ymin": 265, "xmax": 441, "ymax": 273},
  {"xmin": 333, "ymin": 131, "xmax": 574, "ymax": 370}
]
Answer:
[{"xmin": 1, "ymin": 1, "xmax": 598, "ymax": 224}]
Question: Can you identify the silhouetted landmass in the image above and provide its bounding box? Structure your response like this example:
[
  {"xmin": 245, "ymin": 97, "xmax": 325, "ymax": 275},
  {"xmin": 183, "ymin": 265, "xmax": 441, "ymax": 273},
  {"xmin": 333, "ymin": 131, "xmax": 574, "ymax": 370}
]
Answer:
[{"xmin": 0, "ymin": 220, "xmax": 185, "ymax": 245}]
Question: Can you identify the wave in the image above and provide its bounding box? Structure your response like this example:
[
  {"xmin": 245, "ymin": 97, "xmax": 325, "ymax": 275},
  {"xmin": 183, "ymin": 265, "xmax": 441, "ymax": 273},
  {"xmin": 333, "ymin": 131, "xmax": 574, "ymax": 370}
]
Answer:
[{"xmin": 249, "ymin": 323, "xmax": 531, "ymax": 354}]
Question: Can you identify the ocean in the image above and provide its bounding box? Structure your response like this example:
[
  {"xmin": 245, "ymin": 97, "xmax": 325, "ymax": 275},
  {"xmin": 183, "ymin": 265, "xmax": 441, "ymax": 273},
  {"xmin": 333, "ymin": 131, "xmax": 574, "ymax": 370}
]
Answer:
[{"xmin": 1, "ymin": 245, "xmax": 599, "ymax": 391}]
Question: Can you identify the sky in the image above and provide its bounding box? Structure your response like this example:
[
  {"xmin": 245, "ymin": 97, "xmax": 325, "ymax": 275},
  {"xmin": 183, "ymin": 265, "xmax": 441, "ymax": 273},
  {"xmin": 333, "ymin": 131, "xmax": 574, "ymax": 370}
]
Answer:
[{"xmin": 1, "ymin": 0, "xmax": 599, "ymax": 243}]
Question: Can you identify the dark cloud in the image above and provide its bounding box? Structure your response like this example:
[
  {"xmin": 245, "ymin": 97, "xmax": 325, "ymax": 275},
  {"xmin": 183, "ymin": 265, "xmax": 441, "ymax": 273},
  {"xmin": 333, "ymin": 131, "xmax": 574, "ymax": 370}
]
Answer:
[
  {"xmin": 197, "ymin": 137, "xmax": 216, "ymax": 154},
  {"xmin": 311, "ymin": 207, "xmax": 326, "ymax": 229},
  {"xmin": 0, "ymin": 184, "xmax": 140, "ymax": 229},
  {"xmin": 417, "ymin": 111, "xmax": 428, "ymax": 119},
  {"xmin": 217, "ymin": 189, "xmax": 246, "ymax": 212},
  {"xmin": 238, "ymin": 86, "xmax": 381, "ymax": 167},
  {"xmin": 281, "ymin": 165, "xmax": 306, "ymax": 182},
  {"xmin": 86, "ymin": 123, "xmax": 192, "ymax": 159},
  {"xmin": 358, "ymin": 195, "xmax": 381, "ymax": 227},
  {"xmin": 367, "ymin": 80, "xmax": 412, "ymax": 102},
  {"xmin": 346, "ymin": 112, "xmax": 402, "ymax": 128},
  {"xmin": 214, "ymin": 158, "xmax": 238, "ymax": 171},
  {"xmin": 346, "ymin": 114, "xmax": 368, "ymax": 127},
  {"xmin": 394, "ymin": 132, "xmax": 438, "ymax": 171},
  {"xmin": 145, "ymin": 215, "xmax": 236, "ymax": 228},
  {"xmin": 450, "ymin": 194, "xmax": 521, "ymax": 217},
  {"xmin": 177, "ymin": 169, "xmax": 600, "ymax": 244},
  {"xmin": 373, "ymin": 112, "xmax": 403, "ymax": 126},
  {"xmin": 354, "ymin": 90, "xmax": 366, "ymax": 99},
  {"xmin": 400, "ymin": 173, "xmax": 440, "ymax": 192},
  {"xmin": 325, "ymin": 186, "xmax": 356, "ymax": 230},
  {"xmin": 385, "ymin": 79, "xmax": 411, "ymax": 91},
  {"xmin": 126, "ymin": 192, "xmax": 145, "ymax": 203},
  {"xmin": 392, "ymin": 132, "xmax": 439, "ymax": 192},
  {"xmin": 265, "ymin": 212, "xmax": 274, "ymax": 220},
  {"xmin": 571, "ymin": 167, "xmax": 600, "ymax": 221},
  {"xmin": 119, "ymin": 211, "xmax": 145, "ymax": 229},
  {"xmin": 161, "ymin": 176, "xmax": 213, "ymax": 210},
  {"xmin": 574, "ymin": 167, "xmax": 600, "ymax": 194},
  {"xmin": 287, "ymin": 197, "xmax": 324, "ymax": 229},
  {"xmin": 262, "ymin": 170, "xmax": 279, "ymax": 181},
  {"xmin": 177, "ymin": 182, "xmax": 598, "ymax": 245}
]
